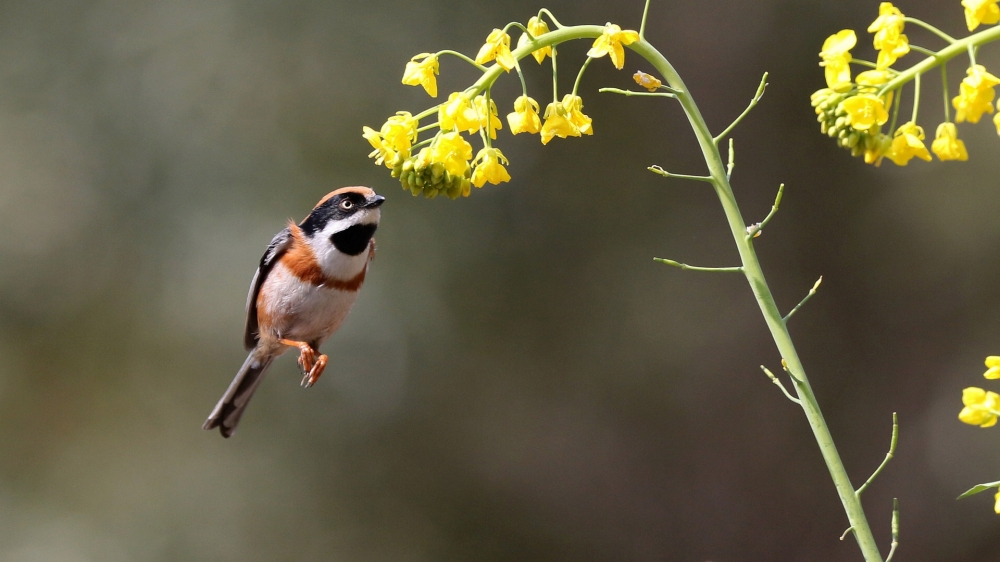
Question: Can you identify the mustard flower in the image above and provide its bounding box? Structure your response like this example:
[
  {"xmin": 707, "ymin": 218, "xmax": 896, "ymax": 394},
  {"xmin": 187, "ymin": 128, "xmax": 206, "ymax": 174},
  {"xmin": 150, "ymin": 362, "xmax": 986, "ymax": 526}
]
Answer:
[
  {"xmin": 562, "ymin": 94, "xmax": 593, "ymax": 135},
  {"xmin": 819, "ymin": 30, "xmax": 856, "ymax": 91},
  {"xmin": 471, "ymin": 147, "xmax": 511, "ymax": 187},
  {"xmin": 959, "ymin": 387, "xmax": 1000, "ymax": 427},
  {"xmin": 401, "ymin": 54, "xmax": 440, "ymax": 98},
  {"xmin": 507, "ymin": 95, "xmax": 541, "ymax": 135},
  {"xmin": 995, "ymin": 110, "xmax": 1000, "ymax": 135},
  {"xmin": 633, "ymin": 71, "xmax": 662, "ymax": 91},
  {"xmin": 984, "ymin": 356, "xmax": 1000, "ymax": 379},
  {"xmin": 362, "ymin": 112, "xmax": 418, "ymax": 167},
  {"xmin": 516, "ymin": 16, "xmax": 552, "ymax": 64},
  {"xmin": 963, "ymin": 0, "xmax": 1000, "ymax": 31},
  {"xmin": 430, "ymin": 131, "xmax": 473, "ymax": 177},
  {"xmin": 863, "ymin": 132, "xmax": 892, "ymax": 166},
  {"xmin": 930, "ymin": 122, "xmax": 969, "ymax": 161},
  {"xmin": 439, "ymin": 93, "xmax": 480, "ymax": 134},
  {"xmin": 885, "ymin": 121, "xmax": 932, "ymax": 166},
  {"xmin": 867, "ymin": 2, "xmax": 909, "ymax": 69},
  {"xmin": 841, "ymin": 94, "xmax": 889, "ymax": 130},
  {"xmin": 475, "ymin": 29, "xmax": 516, "ymax": 72},
  {"xmin": 540, "ymin": 101, "xmax": 578, "ymax": 144},
  {"xmin": 954, "ymin": 65, "xmax": 1000, "ymax": 123},
  {"xmin": 474, "ymin": 95, "xmax": 503, "ymax": 139},
  {"xmin": 587, "ymin": 23, "xmax": 640, "ymax": 70},
  {"xmin": 994, "ymin": 490, "xmax": 1000, "ymax": 514}
]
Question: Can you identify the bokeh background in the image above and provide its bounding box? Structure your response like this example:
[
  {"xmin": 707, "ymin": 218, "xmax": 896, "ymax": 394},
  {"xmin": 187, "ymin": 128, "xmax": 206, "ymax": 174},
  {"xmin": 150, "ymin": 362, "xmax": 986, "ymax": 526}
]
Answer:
[{"xmin": 0, "ymin": 0, "xmax": 998, "ymax": 560}]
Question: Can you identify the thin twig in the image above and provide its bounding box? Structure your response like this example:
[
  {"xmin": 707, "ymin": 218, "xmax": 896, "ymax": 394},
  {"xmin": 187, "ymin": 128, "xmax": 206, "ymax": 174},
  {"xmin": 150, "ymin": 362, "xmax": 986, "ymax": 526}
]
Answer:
[
  {"xmin": 648, "ymin": 165, "xmax": 713, "ymax": 183},
  {"xmin": 783, "ymin": 277, "xmax": 822, "ymax": 323},
  {"xmin": 856, "ymin": 413, "xmax": 898, "ymax": 496},
  {"xmin": 653, "ymin": 258, "xmax": 743, "ymax": 273},
  {"xmin": 760, "ymin": 366, "xmax": 801, "ymax": 404},
  {"xmin": 599, "ymin": 87, "xmax": 676, "ymax": 98},
  {"xmin": 840, "ymin": 527, "xmax": 855, "ymax": 541},
  {"xmin": 746, "ymin": 183, "xmax": 784, "ymax": 240},
  {"xmin": 713, "ymin": 72, "xmax": 768, "ymax": 145},
  {"xmin": 885, "ymin": 499, "xmax": 900, "ymax": 562},
  {"xmin": 726, "ymin": 138, "xmax": 735, "ymax": 180}
]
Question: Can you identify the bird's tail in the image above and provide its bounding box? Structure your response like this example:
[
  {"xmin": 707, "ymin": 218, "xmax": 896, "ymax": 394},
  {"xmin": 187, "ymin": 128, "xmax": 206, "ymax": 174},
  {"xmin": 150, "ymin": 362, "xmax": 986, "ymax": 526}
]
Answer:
[{"xmin": 203, "ymin": 352, "xmax": 274, "ymax": 438}]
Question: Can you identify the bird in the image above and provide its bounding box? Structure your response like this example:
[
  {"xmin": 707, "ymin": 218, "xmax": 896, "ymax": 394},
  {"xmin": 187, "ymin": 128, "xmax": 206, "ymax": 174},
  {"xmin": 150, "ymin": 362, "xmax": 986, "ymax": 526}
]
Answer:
[{"xmin": 203, "ymin": 186, "xmax": 385, "ymax": 438}]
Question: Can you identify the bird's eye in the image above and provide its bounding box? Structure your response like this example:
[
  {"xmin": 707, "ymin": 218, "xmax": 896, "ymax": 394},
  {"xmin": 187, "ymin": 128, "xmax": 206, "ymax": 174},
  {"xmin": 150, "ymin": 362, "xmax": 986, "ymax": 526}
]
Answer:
[{"xmin": 340, "ymin": 200, "xmax": 354, "ymax": 210}]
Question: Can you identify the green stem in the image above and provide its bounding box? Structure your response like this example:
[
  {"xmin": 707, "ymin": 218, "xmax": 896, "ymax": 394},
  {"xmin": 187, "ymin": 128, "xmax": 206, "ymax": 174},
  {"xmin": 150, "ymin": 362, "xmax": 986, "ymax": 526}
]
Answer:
[
  {"xmin": 630, "ymin": 38, "xmax": 887, "ymax": 562},
  {"xmin": 436, "ymin": 50, "xmax": 488, "ymax": 71},
  {"xmin": 941, "ymin": 63, "xmax": 950, "ymax": 122},
  {"xmin": 903, "ymin": 17, "xmax": 957, "ymax": 44},
  {"xmin": 537, "ymin": 8, "xmax": 564, "ymax": 29},
  {"xmin": 879, "ymin": 24, "xmax": 1000, "ymax": 95},
  {"xmin": 640, "ymin": 0, "xmax": 652, "ymax": 39},
  {"xmin": 572, "ymin": 57, "xmax": 593, "ymax": 96},
  {"xmin": 911, "ymin": 72, "xmax": 920, "ymax": 123},
  {"xmin": 552, "ymin": 45, "xmax": 559, "ymax": 101}
]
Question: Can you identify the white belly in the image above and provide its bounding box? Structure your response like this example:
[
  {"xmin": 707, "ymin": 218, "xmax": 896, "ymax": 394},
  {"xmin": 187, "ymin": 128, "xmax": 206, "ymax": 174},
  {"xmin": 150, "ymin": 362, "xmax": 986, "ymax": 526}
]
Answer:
[{"xmin": 258, "ymin": 263, "xmax": 362, "ymax": 344}]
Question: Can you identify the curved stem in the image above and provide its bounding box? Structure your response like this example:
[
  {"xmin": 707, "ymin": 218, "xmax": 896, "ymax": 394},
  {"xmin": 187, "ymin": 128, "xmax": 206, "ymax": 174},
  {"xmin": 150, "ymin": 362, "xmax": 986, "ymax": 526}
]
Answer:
[
  {"xmin": 640, "ymin": 0, "xmax": 652, "ymax": 39},
  {"xmin": 537, "ymin": 8, "xmax": 564, "ymax": 29},
  {"xmin": 572, "ymin": 57, "xmax": 593, "ymax": 96},
  {"xmin": 630, "ymin": 38, "xmax": 886, "ymax": 562},
  {"xmin": 904, "ymin": 17, "xmax": 957, "ymax": 44},
  {"xmin": 436, "ymin": 50, "xmax": 488, "ymax": 71},
  {"xmin": 911, "ymin": 72, "xmax": 920, "ymax": 123}
]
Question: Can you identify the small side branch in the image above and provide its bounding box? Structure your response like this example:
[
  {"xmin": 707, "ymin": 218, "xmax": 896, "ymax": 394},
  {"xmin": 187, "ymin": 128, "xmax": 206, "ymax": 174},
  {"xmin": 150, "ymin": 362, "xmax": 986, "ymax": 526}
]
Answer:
[
  {"xmin": 760, "ymin": 366, "xmax": 801, "ymax": 404},
  {"xmin": 653, "ymin": 258, "xmax": 743, "ymax": 273},
  {"xmin": 648, "ymin": 165, "xmax": 713, "ymax": 183},
  {"xmin": 599, "ymin": 87, "xmax": 677, "ymax": 98},
  {"xmin": 746, "ymin": 183, "xmax": 785, "ymax": 240},
  {"xmin": 840, "ymin": 527, "xmax": 855, "ymax": 541},
  {"xmin": 782, "ymin": 276, "xmax": 822, "ymax": 324},
  {"xmin": 726, "ymin": 138, "xmax": 735, "ymax": 180},
  {"xmin": 856, "ymin": 413, "xmax": 899, "ymax": 497},
  {"xmin": 713, "ymin": 72, "xmax": 768, "ymax": 145},
  {"xmin": 885, "ymin": 499, "xmax": 900, "ymax": 562}
]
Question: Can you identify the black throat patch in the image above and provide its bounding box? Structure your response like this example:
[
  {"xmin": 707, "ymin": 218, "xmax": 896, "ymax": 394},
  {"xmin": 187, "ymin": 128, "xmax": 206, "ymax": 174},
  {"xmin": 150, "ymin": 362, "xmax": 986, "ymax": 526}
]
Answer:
[{"xmin": 331, "ymin": 223, "xmax": 378, "ymax": 256}]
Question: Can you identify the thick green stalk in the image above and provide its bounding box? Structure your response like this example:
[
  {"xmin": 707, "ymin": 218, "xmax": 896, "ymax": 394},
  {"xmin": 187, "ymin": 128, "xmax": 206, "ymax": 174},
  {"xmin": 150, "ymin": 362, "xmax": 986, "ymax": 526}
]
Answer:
[
  {"xmin": 879, "ymin": 24, "xmax": 1000, "ymax": 95},
  {"xmin": 630, "ymin": 39, "xmax": 885, "ymax": 562}
]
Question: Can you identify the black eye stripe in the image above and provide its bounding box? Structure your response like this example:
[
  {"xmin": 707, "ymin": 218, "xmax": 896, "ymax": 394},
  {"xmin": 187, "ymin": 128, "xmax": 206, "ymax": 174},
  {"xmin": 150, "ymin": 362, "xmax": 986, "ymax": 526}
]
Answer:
[{"xmin": 300, "ymin": 194, "xmax": 366, "ymax": 236}]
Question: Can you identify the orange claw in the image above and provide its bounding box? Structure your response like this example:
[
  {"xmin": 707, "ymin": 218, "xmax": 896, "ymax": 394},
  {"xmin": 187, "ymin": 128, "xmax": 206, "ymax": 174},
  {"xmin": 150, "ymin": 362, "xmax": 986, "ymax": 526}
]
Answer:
[
  {"xmin": 280, "ymin": 339, "xmax": 316, "ymax": 374},
  {"xmin": 302, "ymin": 354, "xmax": 327, "ymax": 388}
]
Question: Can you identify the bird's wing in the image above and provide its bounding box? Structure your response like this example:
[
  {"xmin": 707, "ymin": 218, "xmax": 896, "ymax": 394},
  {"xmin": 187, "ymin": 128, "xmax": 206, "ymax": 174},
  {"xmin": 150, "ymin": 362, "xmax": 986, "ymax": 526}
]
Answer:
[{"xmin": 243, "ymin": 227, "xmax": 292, "ymax": 350}]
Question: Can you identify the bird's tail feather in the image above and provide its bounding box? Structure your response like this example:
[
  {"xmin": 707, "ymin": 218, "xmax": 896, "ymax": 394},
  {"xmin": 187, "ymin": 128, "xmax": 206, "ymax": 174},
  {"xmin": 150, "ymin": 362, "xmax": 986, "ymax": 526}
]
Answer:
[{"xmin": 203, "ymin": 352, "xmax": 274, "ymax": 438}]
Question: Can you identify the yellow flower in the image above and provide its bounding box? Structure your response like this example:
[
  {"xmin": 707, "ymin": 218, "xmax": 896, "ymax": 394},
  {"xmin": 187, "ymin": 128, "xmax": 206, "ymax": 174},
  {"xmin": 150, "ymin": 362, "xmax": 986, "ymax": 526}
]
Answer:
[
  {"xmin": 995, "ymin": 490, "xmax": 1000, "ymax": 514},
  {"xmin": 430, "ymin": 131, "xmax": 473, "ymax": 177},
  {"xmin": 539, "ymin": 95, "xmax": 593, "ymax": 144},
  {"xmin": 930, "ymin": 122, "xmax": 969, "ymax": 161},
  {"xmin": 953, "ymin": 65, "xmax": 1000, "ymax": 123},
  {"xmin": 471, "ymin": 147, "xmax": 511, "ymax": 187},
  {"xmin": 959, "ymin": 387, "xmax": 1000, "ymax": 427},
  {"xmin": 587, "ymin": 23, "xmax": 640, "ymax": 70},
  {"xmin": 633, "ymin": 71, "xmax": 662, "ymax": 91},
  {"xmin": 362, "ymin": 112, "xmax": 418, "ymax": 167},
  {"xmin": 401, "ymin": 54, "xmax": 440, "ymax": 98},
  {"xmin": 540, "ymin": 101, "xmax": 578, "ymax": 144},
  {"xmin": 995, "ymin": 110, "xmax": 1000, "ymax": 134},
  {"xmin": 819, "ymin": 30, "xmax": 856, "ymax": 91},
  {"xmin": 867, "ymin": 2, "xmax": 909, "ymax": 69},
  {"xmin": 963, "ymin": 0, "xmax": 1000, "ymax": 31},
  {"xmin": 841, "ymin": 94, "xmax": 889, "ymax": 130},
  {"xmin": 884, "ymin": 121, "xmax": 932, "ymax": 166},
  {"xmin": 516, "ymin": 16, "xmax": 552, "ymax": 64},
  {"xmin": 439, "ymin": 93, "xmax": 480, "ymax": 133},
  {"xmin": 507, "ymin": 95, "xmax": 541, "ymax": 134},
  {"xmin": 474, "ymin": 95, "xmax": 503, "ymax": 139},
  {"xmin": 475, "ymin": 29, "xmax": 516, "ymax": 72},
  {"xmin": 985, "ymin": 356, "xmax": 1000, "ymax": 379}
]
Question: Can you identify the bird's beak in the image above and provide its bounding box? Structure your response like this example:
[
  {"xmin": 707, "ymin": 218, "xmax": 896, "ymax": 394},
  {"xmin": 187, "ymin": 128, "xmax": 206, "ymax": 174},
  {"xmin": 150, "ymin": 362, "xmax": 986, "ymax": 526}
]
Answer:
[{"xmin": 364, "ymin": 195, "xmax": 385, "ymax": 209}]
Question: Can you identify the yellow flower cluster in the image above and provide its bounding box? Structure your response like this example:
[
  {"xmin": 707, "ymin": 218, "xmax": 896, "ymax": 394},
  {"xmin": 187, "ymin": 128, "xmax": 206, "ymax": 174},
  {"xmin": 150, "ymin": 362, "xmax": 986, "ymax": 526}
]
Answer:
[
  {"xmin": 812, "ymin": 1, "xmax": 1000, "ymax": 166},
  {"xmin": 365, "ymin": 14, "xmax": 641, "ymax": 198},
  {"xmin": 959, "ymin": 357, "xmax": 1000, "ymax": 428}
]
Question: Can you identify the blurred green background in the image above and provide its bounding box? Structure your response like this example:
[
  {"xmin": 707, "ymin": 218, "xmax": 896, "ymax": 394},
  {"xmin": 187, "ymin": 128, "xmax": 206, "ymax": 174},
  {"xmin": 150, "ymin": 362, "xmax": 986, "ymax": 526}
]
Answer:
[{"xmin": 0, "ymin": 0, "xmax": 998, "ymax": 560}]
